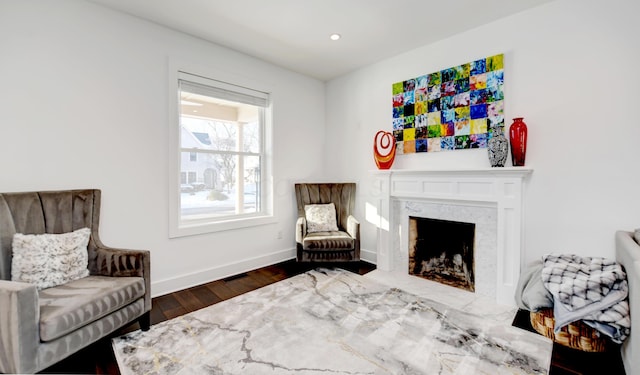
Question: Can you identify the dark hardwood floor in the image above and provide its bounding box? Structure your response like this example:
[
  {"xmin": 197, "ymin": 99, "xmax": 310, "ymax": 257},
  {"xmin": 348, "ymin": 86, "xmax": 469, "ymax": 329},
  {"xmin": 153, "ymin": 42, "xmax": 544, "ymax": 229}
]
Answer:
[{"xmin": 41, "ymin": 260, "xmax": 625, "ymax": 374}]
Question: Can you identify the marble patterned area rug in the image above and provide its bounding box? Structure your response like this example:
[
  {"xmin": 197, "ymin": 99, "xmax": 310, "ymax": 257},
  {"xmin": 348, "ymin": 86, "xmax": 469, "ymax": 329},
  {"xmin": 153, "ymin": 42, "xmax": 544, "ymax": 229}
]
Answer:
[{"xmin": 112, "ymin": 269, "xmax": 552, "ymax": 375}]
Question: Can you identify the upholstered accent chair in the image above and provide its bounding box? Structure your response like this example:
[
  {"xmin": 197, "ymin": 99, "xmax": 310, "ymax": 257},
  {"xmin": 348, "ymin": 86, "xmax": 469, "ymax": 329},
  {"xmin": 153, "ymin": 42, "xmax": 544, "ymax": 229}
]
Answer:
[
  {"xmin": 295, "ymin": 183, "xmax": 360, "ymax": 262},
  {"xmin": 0, "ymin": 189, "xmax": 151, "ymax": 374}
]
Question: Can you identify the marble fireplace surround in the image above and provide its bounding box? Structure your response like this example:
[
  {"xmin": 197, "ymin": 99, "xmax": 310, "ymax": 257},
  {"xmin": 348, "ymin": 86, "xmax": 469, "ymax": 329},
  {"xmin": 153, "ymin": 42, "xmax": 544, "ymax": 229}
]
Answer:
[{"xmin": 372, "ymin": 167, "xmax": 533, "ymax": 306}]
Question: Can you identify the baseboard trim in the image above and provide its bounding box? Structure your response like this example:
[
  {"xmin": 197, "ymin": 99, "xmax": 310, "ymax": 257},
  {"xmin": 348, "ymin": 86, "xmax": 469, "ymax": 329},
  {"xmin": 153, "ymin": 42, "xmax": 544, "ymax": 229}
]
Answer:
[
  {"xmin": 360, "ymin": 248, "xmax": 377, "ymax": 265},
  {"xmin": 151, "ymin": 248, "xmax": 296, "ymax": 297}
]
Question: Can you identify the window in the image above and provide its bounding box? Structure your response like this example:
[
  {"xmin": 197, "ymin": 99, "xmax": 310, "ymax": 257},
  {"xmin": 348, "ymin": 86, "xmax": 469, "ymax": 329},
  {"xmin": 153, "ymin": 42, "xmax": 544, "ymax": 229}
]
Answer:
[{"xmin": 170, "ymin": 70, "xmax": 273, "ymax": 236}]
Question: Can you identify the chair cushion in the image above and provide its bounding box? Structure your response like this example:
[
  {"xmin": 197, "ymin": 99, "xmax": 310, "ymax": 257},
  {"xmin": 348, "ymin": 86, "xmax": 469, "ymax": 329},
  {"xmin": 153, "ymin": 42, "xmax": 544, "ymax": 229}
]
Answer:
[
  {"xmin": 38, "ymin": 275, "xmax": 145, "ymax": 342},
  {"xmin": 302, "ymin": 231, "xmax": 355, "ymax": 250}
]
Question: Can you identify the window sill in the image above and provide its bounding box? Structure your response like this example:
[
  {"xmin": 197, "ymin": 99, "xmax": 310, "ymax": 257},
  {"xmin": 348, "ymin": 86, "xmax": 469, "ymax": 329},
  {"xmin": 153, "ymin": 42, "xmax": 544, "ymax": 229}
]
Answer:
[{"xmin": 169, "ymin": 214, "xmax": 276, "ymax": 238}]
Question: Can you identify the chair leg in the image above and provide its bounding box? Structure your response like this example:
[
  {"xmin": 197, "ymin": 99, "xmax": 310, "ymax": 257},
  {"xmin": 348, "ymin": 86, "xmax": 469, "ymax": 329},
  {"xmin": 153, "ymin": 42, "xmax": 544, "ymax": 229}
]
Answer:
[{"xmin": 139, "ymin": 311, "xmax": 151, "ymax": 331}]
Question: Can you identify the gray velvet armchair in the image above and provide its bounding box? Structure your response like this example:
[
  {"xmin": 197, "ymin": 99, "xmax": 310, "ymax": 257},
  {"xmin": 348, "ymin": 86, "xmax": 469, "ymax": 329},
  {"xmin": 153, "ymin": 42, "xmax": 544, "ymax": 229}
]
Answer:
[
  {"xmin": 0, "ymin": 189, "xmax": 151, "ymax": 374},
  {"xmin": 295, "ymin": 183, "xmax": 360, "ymax": 262}
]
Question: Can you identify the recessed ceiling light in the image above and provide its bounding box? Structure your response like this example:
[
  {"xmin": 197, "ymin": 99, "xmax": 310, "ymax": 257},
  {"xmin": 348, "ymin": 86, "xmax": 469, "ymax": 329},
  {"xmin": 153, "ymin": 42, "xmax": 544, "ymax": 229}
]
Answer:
[{"xmin": 330, "ymin": 33, "xmax": 341, "ymax": 41}]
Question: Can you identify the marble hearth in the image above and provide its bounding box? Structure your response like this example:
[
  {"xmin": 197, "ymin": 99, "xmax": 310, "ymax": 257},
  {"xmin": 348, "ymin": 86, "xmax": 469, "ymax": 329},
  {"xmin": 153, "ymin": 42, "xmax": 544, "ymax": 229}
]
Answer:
[{"xmin": 371, "ymin": 168, "xmax": 532, "ymax": 306}]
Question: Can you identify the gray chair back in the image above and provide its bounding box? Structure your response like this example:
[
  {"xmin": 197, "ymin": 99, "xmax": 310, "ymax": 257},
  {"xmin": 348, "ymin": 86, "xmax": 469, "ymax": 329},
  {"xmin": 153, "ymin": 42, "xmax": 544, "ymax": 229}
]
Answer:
[
  {"xmin": 0, "ymin": 189, "xmax": 103, "ymax": 280},
  {"xmin": 295, "ymin": 183, "xmax": 355, "ymax": 231}
]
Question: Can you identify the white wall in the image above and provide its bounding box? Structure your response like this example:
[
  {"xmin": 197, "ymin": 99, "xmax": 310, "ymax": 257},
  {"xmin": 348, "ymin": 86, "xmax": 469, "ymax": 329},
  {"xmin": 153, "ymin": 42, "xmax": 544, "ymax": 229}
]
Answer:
[
  {"xmin": 3, "ymin": 0, "xmax": 639, "ymax": 295},
  {"xmin": 0, "ymin": 0, "xmax": 326, "ymax": 296},
  {"xmin": 326, "ymin": 0, "xmax": 640, "ymax": 264}
]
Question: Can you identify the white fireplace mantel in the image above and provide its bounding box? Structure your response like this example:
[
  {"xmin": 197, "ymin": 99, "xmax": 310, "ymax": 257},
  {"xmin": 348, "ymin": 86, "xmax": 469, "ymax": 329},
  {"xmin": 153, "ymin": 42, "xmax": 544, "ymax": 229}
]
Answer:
[{"xmin": 371, "ymin": 167, "xmax": 533, "ymax": 306}]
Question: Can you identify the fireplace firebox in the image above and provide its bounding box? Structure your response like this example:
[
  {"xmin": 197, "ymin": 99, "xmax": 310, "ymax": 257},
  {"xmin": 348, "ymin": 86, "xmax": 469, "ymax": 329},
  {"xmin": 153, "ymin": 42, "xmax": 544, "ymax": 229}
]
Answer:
[{"xmin": 408, "ymin": 216, "xmax": 476, "ymax": 292}]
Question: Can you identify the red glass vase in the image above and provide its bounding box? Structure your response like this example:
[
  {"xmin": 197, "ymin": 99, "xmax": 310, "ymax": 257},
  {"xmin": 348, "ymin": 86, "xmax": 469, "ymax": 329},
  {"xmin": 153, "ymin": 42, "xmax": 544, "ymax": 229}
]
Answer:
[{"xmin": 509, "ymin": 117, "xmax": 528, "ymax": 166}]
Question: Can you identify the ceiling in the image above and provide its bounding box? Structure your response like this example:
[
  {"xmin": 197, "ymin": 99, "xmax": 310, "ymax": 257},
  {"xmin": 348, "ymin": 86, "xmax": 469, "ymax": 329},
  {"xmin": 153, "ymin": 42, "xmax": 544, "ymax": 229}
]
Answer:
[{"xmin": 88, "ymin": 0, "xmax": 554, "ymax": 81}]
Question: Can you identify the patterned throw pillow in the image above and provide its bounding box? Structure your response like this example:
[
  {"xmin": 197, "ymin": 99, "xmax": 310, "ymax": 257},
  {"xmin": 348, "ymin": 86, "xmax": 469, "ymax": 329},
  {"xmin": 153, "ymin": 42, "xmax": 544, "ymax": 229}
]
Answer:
[
  {"xmin": 305, "ymin": 203, "xmax": 339, "ymax": 233},
  {"xmin": 11, "ymin": 227, "xmax": 91, "ymax": 289}
]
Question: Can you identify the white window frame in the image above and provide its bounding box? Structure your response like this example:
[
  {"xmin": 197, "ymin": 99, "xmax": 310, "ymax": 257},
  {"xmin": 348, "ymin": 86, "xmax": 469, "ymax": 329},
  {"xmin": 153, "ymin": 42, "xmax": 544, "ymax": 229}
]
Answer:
[{"xmin": 168, "ymin": 63, "xmax": 275, "ymax": 238}]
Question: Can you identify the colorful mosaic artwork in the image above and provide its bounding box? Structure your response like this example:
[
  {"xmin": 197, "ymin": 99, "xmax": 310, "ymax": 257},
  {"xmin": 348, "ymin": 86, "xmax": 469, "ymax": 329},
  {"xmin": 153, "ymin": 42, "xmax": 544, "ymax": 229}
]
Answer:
[{"xmin": 392, "ymin": 54, "xmax": 504, "ymax": 153}]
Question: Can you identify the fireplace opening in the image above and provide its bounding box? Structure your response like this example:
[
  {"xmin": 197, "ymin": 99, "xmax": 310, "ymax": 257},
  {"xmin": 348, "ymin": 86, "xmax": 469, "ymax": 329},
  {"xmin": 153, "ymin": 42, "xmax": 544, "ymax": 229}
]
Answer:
[{"xmin": 408, "ymin": 216, "xmax": 475, "ymax": 292}]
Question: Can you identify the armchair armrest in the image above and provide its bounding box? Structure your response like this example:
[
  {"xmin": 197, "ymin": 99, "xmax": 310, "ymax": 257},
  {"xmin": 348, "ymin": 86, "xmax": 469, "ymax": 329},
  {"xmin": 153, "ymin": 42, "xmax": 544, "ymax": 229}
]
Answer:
[
  {"xmin": 296, "ymin": 216, "xmax": 307, "ymax": 246},
  {"xmin": 96, "ymin": 246, "xmax": 149, "ymax": 278},
  {"xmin": 347, "ymin": 215, "xmax": 361, "ymax": 260},
  {"xmin": 347, "ymin": 215, "xmax": 360, "ymax": 239},
  {"xmin": 96, "ymin": 246, "xmax": 151, "ymax": 312},
  {"xmin": 0, "ymin": 280, "xmax": 40, "ymax": 374}
]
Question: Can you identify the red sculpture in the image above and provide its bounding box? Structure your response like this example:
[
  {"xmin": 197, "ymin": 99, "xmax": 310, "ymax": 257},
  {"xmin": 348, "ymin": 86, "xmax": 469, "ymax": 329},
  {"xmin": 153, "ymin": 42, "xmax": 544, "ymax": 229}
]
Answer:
[{"xmin": 373, "ymin": 130, "xmax": 396, "ymax": 170}]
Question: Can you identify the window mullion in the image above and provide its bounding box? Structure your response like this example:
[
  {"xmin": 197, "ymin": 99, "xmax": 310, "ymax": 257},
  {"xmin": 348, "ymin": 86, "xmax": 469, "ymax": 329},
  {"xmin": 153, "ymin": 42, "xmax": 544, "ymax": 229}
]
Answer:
[{"xmin": 236, "ymin": 122, "xmax": 244, "ymax": 214}]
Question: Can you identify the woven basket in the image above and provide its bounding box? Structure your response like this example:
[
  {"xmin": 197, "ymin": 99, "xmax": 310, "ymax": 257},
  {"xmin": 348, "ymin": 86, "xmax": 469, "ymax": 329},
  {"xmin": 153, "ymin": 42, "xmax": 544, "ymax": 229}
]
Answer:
[{"xmin": 529, "ymin": 309, "xmax": 609, "ymax": 352}]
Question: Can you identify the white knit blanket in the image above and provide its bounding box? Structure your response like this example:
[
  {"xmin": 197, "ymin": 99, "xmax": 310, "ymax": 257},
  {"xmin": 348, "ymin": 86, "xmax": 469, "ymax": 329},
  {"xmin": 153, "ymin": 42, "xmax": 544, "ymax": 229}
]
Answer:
[{"xmin": 541, "ymin": 254, "xmax": 630, "ymax": 344}]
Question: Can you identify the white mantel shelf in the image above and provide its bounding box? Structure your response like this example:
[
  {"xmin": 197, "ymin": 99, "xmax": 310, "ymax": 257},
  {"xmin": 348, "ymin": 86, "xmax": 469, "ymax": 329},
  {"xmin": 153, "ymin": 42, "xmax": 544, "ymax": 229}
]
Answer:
[
  {"xmin": 371, "ymin": 167, "xmax": 533, "ymax": 177},
  {"xmin": 370, "ymin": 167, "xmax": 533, "ymax": 307}
]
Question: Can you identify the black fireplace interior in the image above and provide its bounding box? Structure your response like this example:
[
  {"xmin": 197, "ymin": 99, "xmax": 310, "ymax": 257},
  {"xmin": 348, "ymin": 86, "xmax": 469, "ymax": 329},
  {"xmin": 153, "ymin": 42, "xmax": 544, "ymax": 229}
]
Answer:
[{"xmin": 409, "ymin": 216, "xmax": 476, "ymax": 292}]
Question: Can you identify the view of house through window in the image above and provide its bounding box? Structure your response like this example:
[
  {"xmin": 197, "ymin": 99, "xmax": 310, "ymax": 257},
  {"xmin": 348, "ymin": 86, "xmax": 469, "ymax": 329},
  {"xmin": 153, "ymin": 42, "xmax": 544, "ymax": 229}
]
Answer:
[{"xmin": 178, "ymin": 74, "xmax": 267, "ymax": 223}]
